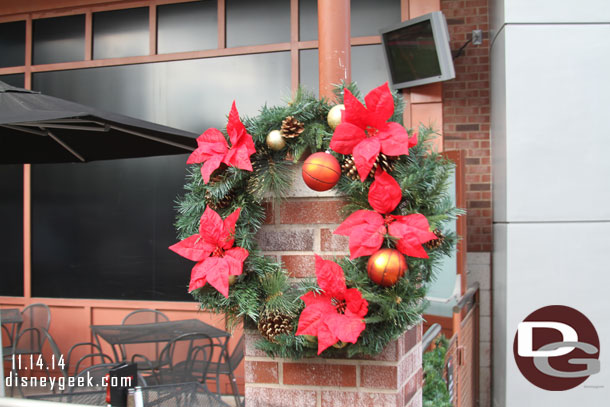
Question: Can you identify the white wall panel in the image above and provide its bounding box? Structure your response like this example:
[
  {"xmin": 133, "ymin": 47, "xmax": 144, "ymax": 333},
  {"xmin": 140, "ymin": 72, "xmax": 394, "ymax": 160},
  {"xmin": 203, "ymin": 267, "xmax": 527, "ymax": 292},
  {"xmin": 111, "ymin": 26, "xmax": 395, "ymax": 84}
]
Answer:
[
  {"xmin": 491, "ymin": 1, "xmax": 610, "ymax": 406},
  {"xmin": 492, "ymin": 224, "xmax": 507, "ymax": 407},
  {"xmin": 504, "ymin": 24, "xmax": 610, "ymax": 222},
  {"xmin": 496, "ymin": 222, "xmax": 610, "ymax": 406},
  {"xmin": 491, "ymin": 28, "xmax": 507, "ymax": 223},
  {"xmin": 505, "ymin": 0, "xmax": 610, "ymax": 24}
]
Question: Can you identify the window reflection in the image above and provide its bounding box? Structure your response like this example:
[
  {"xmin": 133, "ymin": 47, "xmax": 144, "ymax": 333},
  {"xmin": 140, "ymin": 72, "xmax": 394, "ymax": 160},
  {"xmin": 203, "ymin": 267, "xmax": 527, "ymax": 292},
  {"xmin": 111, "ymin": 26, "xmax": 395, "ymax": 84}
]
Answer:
[
  {"xmin": 0, "ymin": 164, "xmax": 23, "ymax": 296},
  {"xmin": 300, "ymin": 49, "xmax": 319, "ymax": 96},
  {"xmin": 93, "ymin": 8, "xmax": 149, "ymax": 59},
  {"xmin": 157, "ymin": 1, "xmax": 217, "ymax": 54},
  {"xmin": 226, "ymin": 0, "xmax": 290, "ymax": 47},
  {"xmin": 351, "ymin": 0, "xmax": 401, "ymax": 37},
  {"xmin": 0, "ymin": 73, "xmax": 25, "ymax": 88},
  {"xmin": 299, "ymin": 0, "xmax": 318, "ymax": 41},
  {"xmin": 30, "ymin": 51, "xmax": 290, "ymax": 301},
  {"xmin": 0, "ymin": 21, "xmax": 26, "ymax": 68},
  {"xmin": 352, "ymin": 44, "xmax": 389, "ymax": 94},
  {"xmin": 33, "ymin": 15, "xmax": 85, "ymax": 65}
]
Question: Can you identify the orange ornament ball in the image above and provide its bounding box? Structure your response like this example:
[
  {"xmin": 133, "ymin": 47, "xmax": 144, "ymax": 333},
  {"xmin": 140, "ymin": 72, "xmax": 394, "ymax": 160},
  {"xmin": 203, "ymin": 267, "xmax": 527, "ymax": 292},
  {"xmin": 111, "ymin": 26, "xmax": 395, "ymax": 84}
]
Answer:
[
  {"xmin": 367, "ymin": 248, "xmax": 408, "ymax": 287},
  {"xmin": 302, "ymin": 152, "xmax": 341, "ymax": 191}
]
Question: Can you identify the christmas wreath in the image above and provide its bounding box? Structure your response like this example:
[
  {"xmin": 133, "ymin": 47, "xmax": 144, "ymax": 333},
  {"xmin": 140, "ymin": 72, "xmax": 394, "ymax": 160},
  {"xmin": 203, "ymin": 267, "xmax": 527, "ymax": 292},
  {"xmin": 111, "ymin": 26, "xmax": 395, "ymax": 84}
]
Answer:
[{"xmin": 171, "ymin": 82, "xmax": 462, "ymax": 358}]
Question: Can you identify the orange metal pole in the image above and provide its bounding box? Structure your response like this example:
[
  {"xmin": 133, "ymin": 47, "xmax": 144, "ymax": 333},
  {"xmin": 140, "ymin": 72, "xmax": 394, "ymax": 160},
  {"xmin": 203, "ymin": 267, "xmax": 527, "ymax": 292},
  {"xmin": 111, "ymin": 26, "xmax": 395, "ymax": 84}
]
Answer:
[
  {"xmin": 23, "ymin": 165, "xmax": 31, "ymax": 299},
  {"xmin": 317, "ymin": 0, "xmax": 350, "ymax": 100},
  {"xmin": 23, "ymin": 17, "xmax": 32, "ymax": 299}
]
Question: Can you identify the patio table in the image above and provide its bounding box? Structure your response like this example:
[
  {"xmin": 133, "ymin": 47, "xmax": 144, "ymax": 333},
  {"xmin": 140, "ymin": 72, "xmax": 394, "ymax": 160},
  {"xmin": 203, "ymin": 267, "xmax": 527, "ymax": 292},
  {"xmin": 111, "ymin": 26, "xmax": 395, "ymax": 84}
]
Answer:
[
  {"xmin": 27, "ymin": 382, "xmax": 230, "ymax": 407},
  {"xmin": 1, "ymin": 308, "xmax": 23, "ymax": 347},
  {"xmin": 0, "ymin": 309, "xmax": 22, "ymax": 324},
  {"xmin": 90, "ymin": 319, "xmax": 231, "ymax": 364}
]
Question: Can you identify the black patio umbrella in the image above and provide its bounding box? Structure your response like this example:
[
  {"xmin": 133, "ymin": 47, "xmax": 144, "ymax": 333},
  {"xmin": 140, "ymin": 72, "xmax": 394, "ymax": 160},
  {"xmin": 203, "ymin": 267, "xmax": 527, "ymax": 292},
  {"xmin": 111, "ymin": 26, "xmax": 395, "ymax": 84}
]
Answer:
[{"xmin": 0, "ymin": 81, "xmax": 197, "ymax": 164}]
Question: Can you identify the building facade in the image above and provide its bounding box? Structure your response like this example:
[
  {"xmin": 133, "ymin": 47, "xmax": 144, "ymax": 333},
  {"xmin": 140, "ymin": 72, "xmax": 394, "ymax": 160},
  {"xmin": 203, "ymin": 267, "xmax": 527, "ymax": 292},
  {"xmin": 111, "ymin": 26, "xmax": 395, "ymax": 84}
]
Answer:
[{"xmin": 0, "ymin": 0, "xmax": 494, "ymax": 405}]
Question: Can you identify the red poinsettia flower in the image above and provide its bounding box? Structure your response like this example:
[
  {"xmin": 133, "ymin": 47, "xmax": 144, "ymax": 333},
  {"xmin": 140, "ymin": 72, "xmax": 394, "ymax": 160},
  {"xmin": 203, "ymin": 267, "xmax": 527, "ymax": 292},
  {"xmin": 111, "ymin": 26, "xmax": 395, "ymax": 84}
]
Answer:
[
  {"xmin": 187, "ymin": 102, "xmax": 256, "ymax": 183},
  {"xmin": 329, "ymin": 83, "xmax": 418, "ymax": 181},
  {"xmin": 169, "ymin": 206, "xmax": 248, "ymax": 298},
  {"xmin": 296, "ymin": 255, "xmax": 368, "ymax": 354},
  {"xmin": 334, "ymin": 170, "xmax": 437, "ymax": 259}
]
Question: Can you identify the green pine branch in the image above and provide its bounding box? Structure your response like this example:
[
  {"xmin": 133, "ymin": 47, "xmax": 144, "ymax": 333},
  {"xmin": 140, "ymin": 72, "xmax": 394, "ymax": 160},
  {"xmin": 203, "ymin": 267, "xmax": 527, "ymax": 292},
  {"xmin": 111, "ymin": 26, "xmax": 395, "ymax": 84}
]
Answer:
[{"xmin": 172, "ymin": 82, "xmax": 464, "ymax": 359}]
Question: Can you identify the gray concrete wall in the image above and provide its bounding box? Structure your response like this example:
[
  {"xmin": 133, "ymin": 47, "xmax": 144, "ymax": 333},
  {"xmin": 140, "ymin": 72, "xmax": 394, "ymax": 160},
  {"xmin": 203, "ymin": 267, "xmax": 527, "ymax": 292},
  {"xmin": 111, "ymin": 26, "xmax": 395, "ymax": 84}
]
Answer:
[{"xmin": 490, "ymin": 1, "xmax": 610, "ymax": 405}]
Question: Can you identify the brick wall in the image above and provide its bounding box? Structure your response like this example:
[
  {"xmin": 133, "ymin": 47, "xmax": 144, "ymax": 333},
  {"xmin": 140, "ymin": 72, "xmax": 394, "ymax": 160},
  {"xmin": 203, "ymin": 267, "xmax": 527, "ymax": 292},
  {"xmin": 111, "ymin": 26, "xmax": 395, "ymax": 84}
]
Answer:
[
  {"xmin": 259, "ymin": 195, "xmax": 349, "ymax": 278},
  {"xmin": 244, "ymin": 324, "xmax": 423, "ymax": 407},
  {"xmin": 457, "ymin": 305, "xmax": 476, "ymax": 407},
  {"xmin": 467, "ymin": 253, "xmax": 492, "ymax": 407},
  {"xmin": 245, "ymin": 172, "xmax": 424, "ymax": 406},
  {"xmin": 441, "ymin": 0, "xmax": 492, "ymax": 252}
]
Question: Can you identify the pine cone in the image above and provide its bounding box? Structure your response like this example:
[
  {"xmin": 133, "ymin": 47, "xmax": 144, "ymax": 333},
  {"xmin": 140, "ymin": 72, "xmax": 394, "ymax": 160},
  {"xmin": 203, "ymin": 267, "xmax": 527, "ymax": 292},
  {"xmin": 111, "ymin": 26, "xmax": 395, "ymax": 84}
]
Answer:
[
  {"xmin": 209, "ymin": 163, "xmax": 229, "ymax": 183},
  {"xmin": 424, "ymin": 229, "xmax": 445, "ymax": 250},
  {"xmin": 205, "ymin": 190, "xmax": 234, "ymax": 210},
  {"xmin": 280, "ymin": 116, "xmax": 305, "ymax": 138},
  {"xmin": 341, "ymin": 155, "xmax": 359, "ymax": 180},
  {"xmin": 341, "ymin": 153, "xmax": 395, "ymax": 181},
  {"xmin": 258, "ymin": 311, "xmax": 294, "ymax": 343},
  {"xmin": 376, "ymin": 153, "xmax": 395, "ymax": 174}
]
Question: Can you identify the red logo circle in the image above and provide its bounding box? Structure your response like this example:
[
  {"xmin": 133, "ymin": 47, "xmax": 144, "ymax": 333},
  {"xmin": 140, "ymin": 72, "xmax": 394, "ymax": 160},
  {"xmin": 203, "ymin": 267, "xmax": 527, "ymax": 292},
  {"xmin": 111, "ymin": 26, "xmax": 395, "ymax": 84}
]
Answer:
[{"xmin": 513, "ymin": 305, "xmax": 600, "ymax": 391}]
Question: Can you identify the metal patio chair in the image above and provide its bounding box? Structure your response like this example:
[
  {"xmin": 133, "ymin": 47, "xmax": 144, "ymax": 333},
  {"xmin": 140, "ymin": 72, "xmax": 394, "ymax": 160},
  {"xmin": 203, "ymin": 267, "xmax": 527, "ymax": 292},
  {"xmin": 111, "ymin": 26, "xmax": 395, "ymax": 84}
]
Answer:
[
  {"xmin": 69, "ymin": 362, "xmax": 119, "ymax": 392},
  {"xmin": 204, "ymin": 335, "xmax": 244, "ymax": 407},
  {"xmin": 68, "ymin": 362, "xmax": 148, "ymax": 393},
  {"xmin": 122, "ymin": 309, "xmax": 170, "ymax": 370},
  {"xmin": 28, "ymin": 382, "xmax": 230, "ymax": 406},
  {"xmin": 143, "ymin": 332, "xmax": 215, "ymax": 387},
  {"xmin": 43, "ymin": 330, "xmax": 114, "ymax": 384},
  {"xmin": 2, "ymin": 303, "xmax": 51, "ymax": 396}
]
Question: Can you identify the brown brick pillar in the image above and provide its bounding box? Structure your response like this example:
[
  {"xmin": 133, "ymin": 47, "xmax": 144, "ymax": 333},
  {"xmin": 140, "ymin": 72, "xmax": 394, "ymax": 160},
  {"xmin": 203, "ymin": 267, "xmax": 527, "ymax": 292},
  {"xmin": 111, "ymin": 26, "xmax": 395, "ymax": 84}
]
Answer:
[
  {"xmin": 244, "ymin": 177, "xmax": 424, "ymax": 406},
  {"xmin": 244, "ymin": 2, "xmax": 424, "ymax": 404},
  {"xmin": 245, "ymin": 323, "xmax": 423, "ymax": 407},
  {"xmin": 317, "ymin": 0, "xmax": 351, "ymax": 100}
]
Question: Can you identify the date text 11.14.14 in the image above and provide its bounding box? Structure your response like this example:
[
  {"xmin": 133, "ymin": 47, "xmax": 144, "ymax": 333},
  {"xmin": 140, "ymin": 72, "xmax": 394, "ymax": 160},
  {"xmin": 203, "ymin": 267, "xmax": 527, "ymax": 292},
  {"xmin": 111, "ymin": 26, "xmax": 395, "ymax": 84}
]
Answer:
[{"xmin": 11, "ymin": 354, "xmax": 65, "ymax": 371}]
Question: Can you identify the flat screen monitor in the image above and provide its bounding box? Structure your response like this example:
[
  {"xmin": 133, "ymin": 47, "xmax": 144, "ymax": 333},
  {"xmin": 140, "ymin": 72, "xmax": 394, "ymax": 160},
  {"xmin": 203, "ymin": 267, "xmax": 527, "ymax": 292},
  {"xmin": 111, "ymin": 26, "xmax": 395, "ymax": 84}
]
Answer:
[{"xmin": 380, "ymin": 11, "xmax": 455, "ymax": 89}]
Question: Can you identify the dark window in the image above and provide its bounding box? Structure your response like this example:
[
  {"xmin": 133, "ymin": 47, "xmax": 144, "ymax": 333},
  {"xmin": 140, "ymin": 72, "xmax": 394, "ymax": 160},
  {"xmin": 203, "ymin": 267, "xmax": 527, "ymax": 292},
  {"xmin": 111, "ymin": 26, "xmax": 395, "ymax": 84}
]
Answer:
[
  {"xmin": 93, "ymin": 8, "xmax": 149, "ymax": 59},
  {"xmin": 0, "ymin": 21, "xmax": 26, "ymax": 68},
  {"xmin": 0, "ymin": 73, "xmax": 25, "ymax": 88},
  {"xmin": 351, "ymin": 0, "xmax": 401, "ymax": 37},
  {"xmin": 33, "ymin": 65, "xmax": 157, "ymax": 123},
  {"xmin": 299, "ymin": 0, "xmax": 317, "ymax": 41},
  {"xmin": 299, "ymin": 0, "xmax": 401, "ymax": 40},
  {"xmin": 0, "ymin": 165, "xmax": 23, "ymax": 296},
  {"xmin": 299, "ymin": 49, "xmax": 318, "ymax": 96},
  {"xmin": 226, "ymin": 0, "xmax": 290, "ymax": 47},
  {"xmin": 30, "ymin": 157, "xmax": 192, "ymax": 301},
  {"xmin": 33, "ymin": 14, "xmax": 85, "ymax": 65},
  {"xmin": 30, "ymin": 52, "xmax": 290, "ymax": 300},
  {"xmin": 352, "ymin": 44, "xmax": 389, "ymax": 94},
  {"xmin": 158, "ymin": 52, "xmax": 292, "ymax": 131},
  {"xmin": 157, "ymin": 1, "xmax": 217, "ymax": 54}
]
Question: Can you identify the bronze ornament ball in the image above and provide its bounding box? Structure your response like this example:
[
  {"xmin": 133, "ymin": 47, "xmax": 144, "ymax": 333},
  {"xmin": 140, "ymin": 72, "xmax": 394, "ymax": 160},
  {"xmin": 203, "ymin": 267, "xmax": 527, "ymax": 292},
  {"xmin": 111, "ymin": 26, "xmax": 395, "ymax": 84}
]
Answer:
[
  {"xmin": 301, "ymin": 152, "xmax": 341, "ymax": 191},
  {"xmin": 266, "ymin": 129, "xmax": 286, "ymax": 151},
  {"xmin": 327, "ymin": 104, "xmax": 345, "ymax": 129},
  {"xmin": 366, "ymin": 248, "xmax": 408, "ymax": 287}
]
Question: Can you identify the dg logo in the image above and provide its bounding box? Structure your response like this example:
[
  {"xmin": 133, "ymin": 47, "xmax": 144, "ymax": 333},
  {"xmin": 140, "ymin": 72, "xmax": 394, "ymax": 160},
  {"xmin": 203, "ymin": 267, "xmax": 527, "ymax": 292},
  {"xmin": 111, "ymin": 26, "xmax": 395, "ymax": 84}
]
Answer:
[{"xmin": 513, "ymin": 305, "xmax": 600, "ymax": 391}]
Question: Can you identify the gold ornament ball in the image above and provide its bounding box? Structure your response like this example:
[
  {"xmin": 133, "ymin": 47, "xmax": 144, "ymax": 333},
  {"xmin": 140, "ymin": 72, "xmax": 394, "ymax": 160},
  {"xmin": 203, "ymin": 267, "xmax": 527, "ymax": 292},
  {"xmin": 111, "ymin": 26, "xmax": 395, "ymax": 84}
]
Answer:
[
  {"xmin": 228, "ymin": 275, "xmax": 237, "ymax": 286},
  {"xmin": 327, "ymin": 104, "xmax": 345, "ymax": 129},
  {"xmin": 266, "ymin": 129, "xmax": 286, "ymax": 151},
  {"xmin": 367, "ymin": 248, "xmax": 408, "ymax": 287}
]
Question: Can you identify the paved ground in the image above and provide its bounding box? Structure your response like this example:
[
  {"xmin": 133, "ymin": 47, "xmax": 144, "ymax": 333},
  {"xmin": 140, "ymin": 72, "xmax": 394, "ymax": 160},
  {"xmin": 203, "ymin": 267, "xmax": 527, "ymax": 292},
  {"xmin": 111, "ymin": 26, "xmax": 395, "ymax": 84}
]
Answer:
[{"xmin": 3, "ymin": 383, "xmax": 239, "ymax": 406}]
